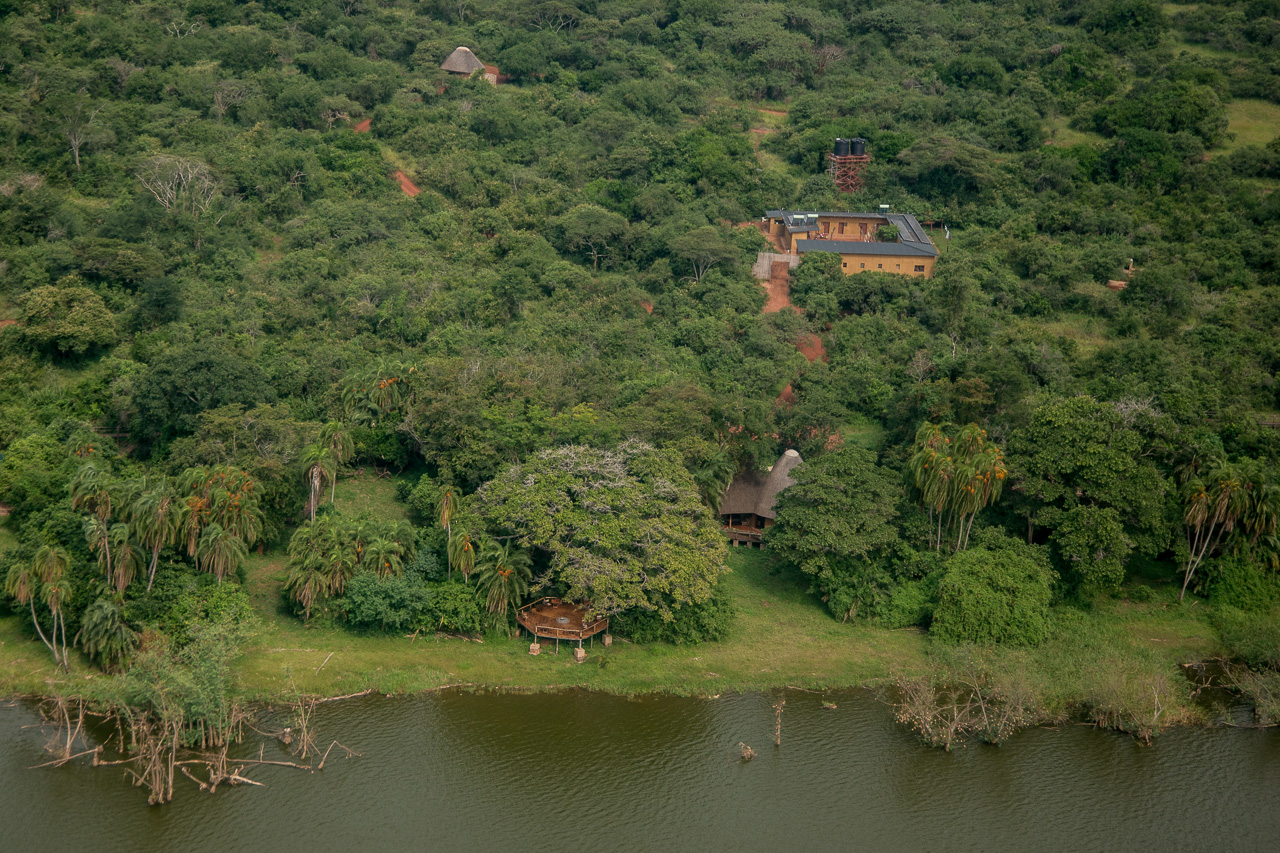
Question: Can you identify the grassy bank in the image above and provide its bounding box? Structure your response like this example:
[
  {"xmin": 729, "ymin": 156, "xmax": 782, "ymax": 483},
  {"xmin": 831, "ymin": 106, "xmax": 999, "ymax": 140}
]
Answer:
[{"xmin": 0, "ymin": 545, "xmax": 1222, "ymax": 730}]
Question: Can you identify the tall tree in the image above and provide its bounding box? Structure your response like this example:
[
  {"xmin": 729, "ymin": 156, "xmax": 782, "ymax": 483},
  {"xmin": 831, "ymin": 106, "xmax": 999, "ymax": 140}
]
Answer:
[
  {"xmin": 301, "ymin": 444, "xmax": 336, "ymax": 522},
  {"xmin": 130, "ymin": 478, "xmax": 183, "ymax": 591},
  {"xmin": 320, "ymin": 422, "xmax": 354, "ymax": 504},
  {"xmin": 476, "ymin": 539, "xmax": 532, "ymax": 618},
  {"xmin": 477, "ymin": 441, "xmax": 727, "ymax": 618}
]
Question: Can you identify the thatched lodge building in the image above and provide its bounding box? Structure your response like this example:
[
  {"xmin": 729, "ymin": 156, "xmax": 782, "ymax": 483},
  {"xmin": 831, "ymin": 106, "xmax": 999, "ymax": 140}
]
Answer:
[{"xmin": 719, "ymin": 449, "xmax": 802, "ymax": 547}]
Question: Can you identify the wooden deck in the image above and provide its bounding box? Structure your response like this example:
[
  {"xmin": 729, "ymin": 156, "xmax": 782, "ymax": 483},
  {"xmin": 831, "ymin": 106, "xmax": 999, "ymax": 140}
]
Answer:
[
  {"xmin": 516, "ymin": 597, "xmax": 609, "ymax": 643},
  {"xmin": 723, "ymin": 524, "xmax": 763, "ymax": 546}
]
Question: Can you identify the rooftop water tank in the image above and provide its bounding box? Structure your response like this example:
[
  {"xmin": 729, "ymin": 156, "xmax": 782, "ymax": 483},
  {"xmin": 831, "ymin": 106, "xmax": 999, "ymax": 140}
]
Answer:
[
  {"xmin": 833, "ymin": 138, "xmax": 851, "ymax": 157},
  {"xmin": 850, "ymin": 138, "xmax": 867, "ymax": 156}
]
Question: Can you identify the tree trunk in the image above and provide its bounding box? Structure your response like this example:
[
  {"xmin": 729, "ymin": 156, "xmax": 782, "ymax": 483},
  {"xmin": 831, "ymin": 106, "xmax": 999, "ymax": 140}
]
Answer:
[
  {"xmin": 146, "ymin": 544, "xmax": 161, "ymax": 592},
  {"xmin": 29, "ymin": 599, "xmax": 59, "ymax": 664}
]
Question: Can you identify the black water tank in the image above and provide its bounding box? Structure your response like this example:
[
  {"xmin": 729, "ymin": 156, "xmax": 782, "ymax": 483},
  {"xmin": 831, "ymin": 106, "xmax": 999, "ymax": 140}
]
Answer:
[
  {"xmin": 850, "ymin": 137, "xmax": 867, "ymax": 156},
  {"xmin": 833, "ymin": 138, "xmax": 851, "ymax": 157}
]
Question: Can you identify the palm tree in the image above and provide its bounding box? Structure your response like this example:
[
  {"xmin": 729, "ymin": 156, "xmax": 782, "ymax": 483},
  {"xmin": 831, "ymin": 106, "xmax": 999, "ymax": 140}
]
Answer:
[
  {"xmin": 301, "ymin": 444, "xmax": 336, "ymax": 522},
  {"xmin": 42, "ymin": 575, "xmax": 73, "ymax": 671},
  {"xmin": 83, "ymin": 516, "xmax": 113, "ymax": 586},
  {"xmin": 285, "ymin": 521, "xmax": 329, "ymax": 620},
  {"xmin": 448, "ymin": 532, "xmax": 476, "ymax": 584},
  {"xmin": 5, "ymin": 557, "xmax": 60, "ymax": 667},
  {"xmin": 286, "ymin": 556, "xmax": 328, "ymax": 621},
  {"xmin": 75, "ymin": 595, "xmax": 138, "ymax": 672},
  {"xmin": 320, "ymin": 421, "xmax": 354, "ymax": 505},
  {"xmin": 476, "ymin": 540, "xmax": 532, "ymax": 618},
  {"xmin": 362, "ymin": 536, "xmax": 404, "ymax": 579},
  {"xmin": 693, "ymin": 451, "xmax": 737, "ymax": 512},
  {"xmin": 316, "ymin": 516, "xmax": 358, "ymax": 596},
  {"xmin": 70, "ymin": 461, "xmax": 117, "ymax": 523},
  {"xmin": 130, "ymin": 478, "xmax": 183, "ymax": 591},
  {"xmin": 107, "ymin": 523, "xmax": 142, "ymax": 593},
  {"xmin": 438, "ymin": 485, "xmax": 458, "ymax": 580},
  {"xmin": 195, "ymin": 523, "xmax": 248, "ymax": 583},
  {"xmin": 1181, "ymin": 464, "xmax": 1248, "ymax": 601}
]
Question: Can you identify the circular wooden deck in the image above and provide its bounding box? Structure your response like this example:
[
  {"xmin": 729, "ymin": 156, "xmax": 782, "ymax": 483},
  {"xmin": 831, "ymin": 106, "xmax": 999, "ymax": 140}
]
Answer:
[{"xmin": 516, "ymin": 598, "xmax": 609, "ymax": 643}]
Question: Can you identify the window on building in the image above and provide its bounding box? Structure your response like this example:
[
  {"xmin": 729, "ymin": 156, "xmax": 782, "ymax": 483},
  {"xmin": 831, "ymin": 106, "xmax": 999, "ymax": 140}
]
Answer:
[
  {"xmin": 895, "ymin": 264, "xmax": 901, "ymax": 270},
  {"xmin": 838, "ymin": 222, "xmax": 846, "ymax": 235},
  {"xmin": 877, "ymin": 263, "xmax": 882, "ymax": 269},
  {"xmin": 859, "ymin": 263, "xmax": 865, "ymax": 269},
  {"xmin": 842, "ymin": 262, "xmax": 848, "ymax": 269},
  {"xmin": 821, "ymin": 221, "xmax": 829, "ymax": 234},
  {"xmin": 915, "ymin": 265, "xmax": 925, "ymax": 272}
]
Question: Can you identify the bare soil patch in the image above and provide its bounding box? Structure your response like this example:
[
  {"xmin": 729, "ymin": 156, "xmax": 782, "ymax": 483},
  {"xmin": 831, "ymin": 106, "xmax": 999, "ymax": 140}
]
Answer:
[
  {"xmin": 763, "ymin": 260, "xmax": 793, "ymax": 313},
  {"xmin": 796, "ymin": 333, "xmax": 827, "ymax": 362},
  {"xmin": 352, "ymin": 118, "xmax": 372, "ymax": 133},
  {"xmin": 392, "ymin": 170, "xmax": 421, "ymax": 197}
]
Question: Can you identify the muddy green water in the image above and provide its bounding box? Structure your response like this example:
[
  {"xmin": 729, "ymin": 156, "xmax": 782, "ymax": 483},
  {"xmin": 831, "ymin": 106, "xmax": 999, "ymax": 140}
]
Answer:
[{"xmin": 2, "ymin": 690, "xmax": 1278, "ymax": 852}]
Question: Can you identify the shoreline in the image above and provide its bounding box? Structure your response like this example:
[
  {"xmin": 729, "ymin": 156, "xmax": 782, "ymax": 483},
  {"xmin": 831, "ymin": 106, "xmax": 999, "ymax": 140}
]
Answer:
[{"xmin": 0, "ymin": 548, "xmax": 1239, "ymax": 740}]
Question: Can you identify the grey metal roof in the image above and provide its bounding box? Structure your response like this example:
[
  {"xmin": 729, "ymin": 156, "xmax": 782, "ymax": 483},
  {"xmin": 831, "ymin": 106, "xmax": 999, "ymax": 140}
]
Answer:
[{"xmin": 795, "ymin": 239, "xmax": 938, "ymax": 257}]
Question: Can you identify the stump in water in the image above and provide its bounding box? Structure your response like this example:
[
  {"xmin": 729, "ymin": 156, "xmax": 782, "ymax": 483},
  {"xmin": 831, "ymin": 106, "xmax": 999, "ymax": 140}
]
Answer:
[
  {"xmin": 773, "ymin": 699, "xmax": 785, "ymax": 746},
  {"xmin": 738, "ymin": 742, "xmax": 757, "ymax": 761}
]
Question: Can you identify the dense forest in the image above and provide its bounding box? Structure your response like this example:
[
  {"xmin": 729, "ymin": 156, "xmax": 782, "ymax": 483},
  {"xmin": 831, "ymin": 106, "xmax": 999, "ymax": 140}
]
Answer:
[{"xmin": 2, "ymin": 0, "xmax": 1280, "ymax": 738}]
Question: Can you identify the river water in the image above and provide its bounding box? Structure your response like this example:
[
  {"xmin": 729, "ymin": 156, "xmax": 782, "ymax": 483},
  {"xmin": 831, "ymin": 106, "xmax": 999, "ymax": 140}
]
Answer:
[{"xmin": 2, "ymin": 689, "xmax": 1278, "ymax": 852}]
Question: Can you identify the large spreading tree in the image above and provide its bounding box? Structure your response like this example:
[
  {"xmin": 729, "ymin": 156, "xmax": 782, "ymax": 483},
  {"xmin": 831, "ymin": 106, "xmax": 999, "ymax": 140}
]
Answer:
[{"xmin": 476, "ymin": 441, "xmax": 727, "ymax": 619}]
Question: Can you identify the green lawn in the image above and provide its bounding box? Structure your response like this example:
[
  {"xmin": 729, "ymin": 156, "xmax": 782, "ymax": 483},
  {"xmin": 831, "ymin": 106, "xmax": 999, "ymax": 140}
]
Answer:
[
  {"xmin": 1222, "ymin": 99, "xmax": 1280, "ymax": 152},
  {"xmin": 1043, "ymin": 115, "xmax": 1105, "ymax": 148},
  {"xmin": 229, "ymin": 548, "xmax": 933, "ymax": 700}
]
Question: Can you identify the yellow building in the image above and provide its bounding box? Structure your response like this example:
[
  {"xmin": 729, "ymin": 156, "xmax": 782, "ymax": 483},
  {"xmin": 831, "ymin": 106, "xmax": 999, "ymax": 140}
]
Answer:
[{"xmin": 763, "ymin": 209, "xmax": 939, "ymax": 277}]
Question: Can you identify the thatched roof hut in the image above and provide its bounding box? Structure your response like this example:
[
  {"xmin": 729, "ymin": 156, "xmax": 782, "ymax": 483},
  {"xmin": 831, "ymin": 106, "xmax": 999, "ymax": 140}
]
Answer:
[
  {"xmin": 719, "ymin": 449, "xmax": 802, "ymax": 522},
  {"xmin": 440, "ymin": 46, "xmax": 486, "ymax": 76}
]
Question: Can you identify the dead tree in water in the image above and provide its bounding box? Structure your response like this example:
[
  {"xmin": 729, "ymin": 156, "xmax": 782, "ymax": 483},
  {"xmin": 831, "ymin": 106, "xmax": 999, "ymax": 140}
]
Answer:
[
  {"xmin": 772, "ymin": 698, "xmax": 785, "ymax": 747},
  {"xmin": 35, "ymin": 696, "xmax": 359, "ymax": 805}
]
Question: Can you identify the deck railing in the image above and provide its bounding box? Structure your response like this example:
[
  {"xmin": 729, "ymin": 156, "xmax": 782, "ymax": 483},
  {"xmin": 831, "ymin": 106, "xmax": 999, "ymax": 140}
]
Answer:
[{"xmin": 516, "ymin": 597, "xmax": 609, "ymax": 641}]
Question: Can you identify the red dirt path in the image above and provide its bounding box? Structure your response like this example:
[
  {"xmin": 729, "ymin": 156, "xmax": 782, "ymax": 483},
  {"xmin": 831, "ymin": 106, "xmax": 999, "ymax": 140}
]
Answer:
[
  {"xmin": 639, "ymin": 300, "xmax": 653, "ymax": 314},
  {"xmin": 392, "ymin": 170, "xmax": 420, "ymax": 197},
  {"xmin": 352, "ymin": 118, "xmax": 372, "ymax": 133},
  {"xmin": 796, "ymin": 333, "xmax": 827, "ymax": 362},
  {"xmin": 0, "ymin": 319, "xmax": 17, "ymax": 329},
  {"xmin": 763, "ymin": 260, "xmax": 792, "ymax": 313}
]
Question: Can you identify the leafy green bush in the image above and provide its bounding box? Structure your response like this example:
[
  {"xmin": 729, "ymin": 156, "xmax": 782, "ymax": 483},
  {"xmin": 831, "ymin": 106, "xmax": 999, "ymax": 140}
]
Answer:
[
  {"xmin": 423, "ymin": 580, "xmax": 483, "ymax": 635},
  {"xmin": 610, "ymin": 583, "xmax": 735, "ymax": 645},
  {"xmin": 342, "ymin": 571, "xmax": 432, "ymax": 634},
  {"xmin": 881, "ymin": 574, "xmax": 941, "ymax": 629},
  {"xmin": 931, "ymin": 544, "xmax": 1055, "ymax": 646},
  {"xmin": 1206, "ymin": 557, "xmax": 1280, "ymax": 612}
]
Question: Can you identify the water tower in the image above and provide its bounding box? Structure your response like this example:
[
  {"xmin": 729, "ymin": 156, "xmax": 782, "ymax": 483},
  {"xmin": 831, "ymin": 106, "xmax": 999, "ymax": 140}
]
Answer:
[{"xmin": 829, "ymin": 137, "xmax": 870, "ymax": 193}]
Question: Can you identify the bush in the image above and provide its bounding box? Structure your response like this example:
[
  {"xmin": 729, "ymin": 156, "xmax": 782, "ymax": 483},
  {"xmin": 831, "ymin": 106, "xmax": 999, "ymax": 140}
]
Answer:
[
  {"xmin": 931, "ymin": 545, "xmax": 1055, "ymax": 646},
  {"xmin": 1206, "ymin": 556, "xmax": 1280, "ymax": 612},
  {"xmin": 343, "ymin": 571, "xmax": 433, "ymax": 634},
  {"xmin": 881, "ymin": 574, "xmax": 940, "ymax": 629},
  {"xmin": 610, "ymin": 583, "xmax": 735, "ymax": 645},
  {"xmin": 423, "ymin": 580, "xmax": 483, "ymax": 634}
]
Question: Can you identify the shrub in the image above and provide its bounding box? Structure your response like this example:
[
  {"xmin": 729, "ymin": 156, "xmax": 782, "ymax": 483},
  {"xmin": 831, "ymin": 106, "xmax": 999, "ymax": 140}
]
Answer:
[
  {"xmin": 610, "ymin": 583, "xmax": 735, "ymax": 644},
  {"xmin": 423, "ymin": 580, "xmax": 483, "ymax": 634},
  {"xmin": 1206, "ymin": 556, "xmax": 1280, "ymax": 612},
  {"xmin": 931, "ymin": 545, "xmax": 1055, "ymax": 646},
  {"xmin": 343, "ymin": 571, "xmax": 432, "ymax": 634},
  {"xmin": 882, "ymin": 574, "xmax": 940, "ymax": 629}
]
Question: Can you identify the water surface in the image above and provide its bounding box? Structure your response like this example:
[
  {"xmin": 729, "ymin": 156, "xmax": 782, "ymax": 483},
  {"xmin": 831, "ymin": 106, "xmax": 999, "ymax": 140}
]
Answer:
[{"xmin": 2, "ymin": 690, "xmax": 1277, "ymax": 852}]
